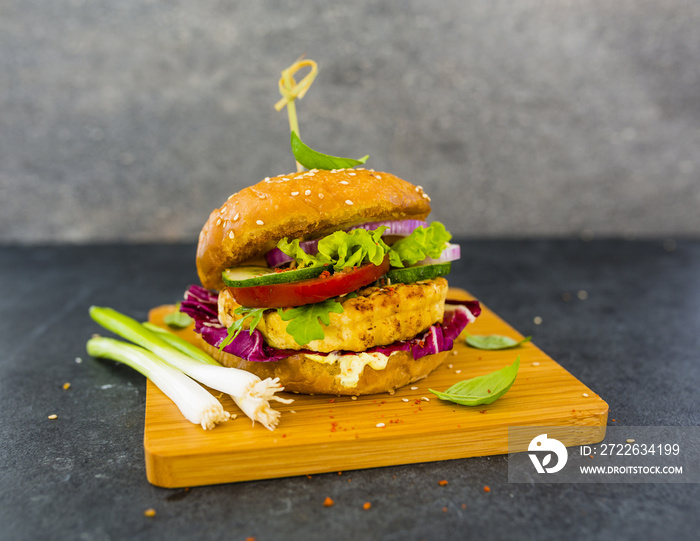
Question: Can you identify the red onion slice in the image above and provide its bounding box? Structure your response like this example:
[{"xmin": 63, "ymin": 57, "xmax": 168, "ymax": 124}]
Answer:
[{"xmin": 265, "ymin": 220, "xmax": 428, "ymax": 268}]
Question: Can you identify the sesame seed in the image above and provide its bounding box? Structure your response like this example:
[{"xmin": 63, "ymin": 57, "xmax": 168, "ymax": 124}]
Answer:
[
  {"xmin": 264, "ymin": 177, "xmax": 270, "ymax": 181},
  {"xmin": 291, "ymin": 191, "xmax": 299, "ymax": 196},
  {"xmin": 305, "ymin": 190, "xmax": 311, "ymax": 196},
  {"xmin": 577, "ymin": 290, "xmax": 588, "ymax": 300},
  {"xmin": 626, "ymin": 439, "xmax": 636, "ymax": 443},
  {"xmin": 233, "ymin": 213, "xmax": 239, "ymax": 221},
  {"xmin": 376, "ymin": 423, "xmax": 385, "ymax": 428},
  {"xmin": 534, "ymin": 316, "xmax": 543, "ymax": 325},
  {"xmin": 410, "ymin": 386, "xmax": 418, "ymax": 390},
  {"xmin": 402, "ymin": 398, "xmax": 409, "ymax": 402},
  {"xmin": 228, "ymin": 231, "xmax": 235, "ymax": 240},
  {"xmin": 258, "ymin": 194, "xmax": 266, "ymax": 199},
  {"xmin": 532, "ymin": 361, "xmax": 540, "ymax": 366},
  {"xmin": 351, "ymin": 396, "xmax": 357, "ymax": 401},
  {"xmin": 415, "ymin": 187, "xmax": 421, "ymax": 192},
  {"xmin": 256, "ymin": 220, "xmax": 264, "ymax": 225},
  {"xmin": 340, "ymin": 180, "xmax": 349, "ymax": 185},
  {"xmin": 282, "ymin": 177, "xmax": 290, "ymax": 181},
  {"xmin": 75, "ymin": 357, "xmax": 82, "ymax": 364},
  {"xmin": 348, "ymin": 172, "xmax": 356, "ymax": 176},
  {"xmin": 421, "ymin": 397, "xmax": 430, "ymax": 402},
  {"xmin": 376, "ymin": 175, "xmax": 382, "ymax": 179},
  {"xmin": 144, "ymin": 508, "xmax": 156, "ymax": 518},
  {"xmin": 318, "ymin": 193, "xmax": 324, "ymax": 199},
  {"xmin": 216, "ymin": 218, "xmax": 221, "ymax": 226},
  {"xmin": 345, "ymin": 200, "xmax": 354, "ymax": 205},
  {"xmin": 63, "ymin": 382, "xmax": 71, "ymax": 390},
  {"xmin": 330, "ymin": 169, "xmax": 337, "ymax": 173},
  {"xmin": 417, "ymin": 185, "xmax": 424, "ymax": 190},
  {"xmin": 455, "ymin": 370, "xmax": 462, "ymax": 374},
  {"xmin": 583, "ymin": 393, "xmax": 589, "ymax": 397},
  {"xmin": 48, "ymin": 414, "xmax": 58, "ymax": 420}
]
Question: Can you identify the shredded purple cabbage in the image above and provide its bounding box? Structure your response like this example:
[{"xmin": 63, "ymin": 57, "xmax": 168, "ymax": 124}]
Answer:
[{"xmin": 180, "ymin": 284, "xmax": 481, "ymax": 363}]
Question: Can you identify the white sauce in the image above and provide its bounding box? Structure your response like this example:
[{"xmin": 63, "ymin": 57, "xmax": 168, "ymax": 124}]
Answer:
[{"xmin": 306, "ymin": 351, "xmax": 397, "ymax": 388}]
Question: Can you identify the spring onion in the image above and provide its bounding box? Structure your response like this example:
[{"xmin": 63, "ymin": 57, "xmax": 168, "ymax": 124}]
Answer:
[
  {"xmin": 86, "ymin": 336, "xmax": 230, "ymax": 430},
  {"xmin": 89, "ymin": 306, "xmax": 293, "ymax": 430}
]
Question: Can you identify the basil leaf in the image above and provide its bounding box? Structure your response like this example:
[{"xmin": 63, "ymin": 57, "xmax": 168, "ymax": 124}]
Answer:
[
  {"xmin": 430, "ymin": 357, "xmax": 520, "ymax": 406},
  {"xmin": 164, "ymin": 305, "xmax": 193, "ymax": 328},
  {"xmin": 465, "ymin": 334, "xmax": 532, "ymax": 350},
  {"xmin": 219, "ymin": 307, "xmax": 267, "ymax": 350},
  {"xmin": 291, "ymin": 131, "xmax": 369, "ymax": 170},
  {"xmin": 277, "ymin": 298, "xmax": 345, "ymax": 346}
]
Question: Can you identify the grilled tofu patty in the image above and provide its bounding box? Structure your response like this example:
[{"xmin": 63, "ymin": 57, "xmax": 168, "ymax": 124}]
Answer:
[{"xmin": 218, "ymin": 277, "xmax": 448, "ymax": 353}]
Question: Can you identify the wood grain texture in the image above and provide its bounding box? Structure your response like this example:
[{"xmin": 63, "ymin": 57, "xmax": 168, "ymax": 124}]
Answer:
[{"xmin": 144, "ymin": 289, "xmax": 608, "ymax": 488}]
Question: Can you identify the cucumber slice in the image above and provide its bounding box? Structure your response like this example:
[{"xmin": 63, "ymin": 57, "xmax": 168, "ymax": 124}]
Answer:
[
  {"xmin": 222, "ymin": 265, "xmax": 327, "ymax": 288},
  {"xmin": 385, "ymin": 262, "xmax": 452, "ymax": 284}
]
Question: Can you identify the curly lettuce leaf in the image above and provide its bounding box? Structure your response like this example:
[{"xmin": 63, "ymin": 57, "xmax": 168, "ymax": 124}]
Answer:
[
  {"xmin": 277, "ymin": 227, "xmax": 390, "ymax": 271},
  {"xmin": 388, "ymin": 222, "xmax": 452, "ymax": 267}
]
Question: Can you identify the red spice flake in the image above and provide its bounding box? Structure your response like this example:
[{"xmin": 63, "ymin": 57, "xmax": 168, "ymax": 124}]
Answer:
[
  {"xmin": 487, "ymin": 389, "xmax": 491, "ymax": 394},
  {"xmin": 612, "ymin": 419, "xmax": 617, "ymax": 422},
  {"xmin": 479, "ymin": 410, "xmax": 487, "ymax": 414},
  {"xmin": 461, "ymin": 503, "xmax": 467, "ymax": 509},
  {"xmin": 442, "ymin": 507, "xmax": 448, "ymax": 513},
  {"xmin": 337, "ymin": 471, "xmax": 343, "ymax": 475},
  {"xmin": 323, "ymin": 497, "xmax": 334, "ymax": 507},
  {"xmin": 328, "ymin": 398, "xmax": 335, "ymax": 403},
  {"xmin": 306, "ymin": 474, "xmax": 313, "ymax": 479},
  {"xmin": 320, "ymin": 270, "xmax": 331, "ymax": 279},
  {"xmin": 246, "ymin": 538, "xmax": 256, "ymax": 541},
  {"xmin": 363, "ymin": 502, "xmax": 372, "ymax": 510},
  {"xmin": 483, "ymin": 486, "xmax": 491, "ymax": 493},
  {"xmin": 438, "ymin": 480, "xmax": 448, "ymax": 486},
  {"xmin": 282, "ymin": 433, "xmax": 287, "ymax": 438}
]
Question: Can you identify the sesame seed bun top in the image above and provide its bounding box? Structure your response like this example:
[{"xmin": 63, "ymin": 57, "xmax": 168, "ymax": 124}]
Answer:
[{"xmin": 196, "ymin": 168, "xmax": 432, "ymax": 290}]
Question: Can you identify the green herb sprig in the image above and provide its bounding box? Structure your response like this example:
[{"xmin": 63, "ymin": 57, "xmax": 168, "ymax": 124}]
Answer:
[
  {"xmin": 277, "ymin": 298, "xmax": 345, "ymax": 346},
  {"xmin": 220, "ymin": 307, "xmax": 268, "ymax": 350}
]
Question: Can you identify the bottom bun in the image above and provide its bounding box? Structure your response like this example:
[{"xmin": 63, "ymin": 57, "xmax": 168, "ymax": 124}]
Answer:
[{"xmin": 197, "ymin": 336, "xmax": 448, "ymax": 396}]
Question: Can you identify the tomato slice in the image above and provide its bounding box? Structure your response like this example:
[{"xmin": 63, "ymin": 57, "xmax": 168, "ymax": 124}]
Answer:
[{"xmin": 228, "ymin": 257, "xmax": 390, "ymax": 308}]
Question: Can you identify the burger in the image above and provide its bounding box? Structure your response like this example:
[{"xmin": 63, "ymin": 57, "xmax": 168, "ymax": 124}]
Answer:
[{"xmin": 180, "ymin": 167, "xmax": 481, "ymax": 395}]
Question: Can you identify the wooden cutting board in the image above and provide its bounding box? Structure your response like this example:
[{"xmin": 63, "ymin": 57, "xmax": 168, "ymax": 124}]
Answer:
[{"xmin": 144, "ymin": 289, "xmax": 608, "ymax": 488}]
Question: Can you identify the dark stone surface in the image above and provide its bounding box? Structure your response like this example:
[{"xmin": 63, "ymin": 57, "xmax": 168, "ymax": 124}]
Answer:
[
  {"xmin": 2, "ymin": 1, "xmax": 700, "ymax": 243},
  {"xmin": 1, "ymin": 240, "xmax": 699, "ymax": 540}
]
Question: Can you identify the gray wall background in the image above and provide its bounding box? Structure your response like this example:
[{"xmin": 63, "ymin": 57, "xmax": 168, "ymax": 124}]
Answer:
[{"xmin": 1, "ymin": 0, "xmax": 698, "ymax": 244}]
